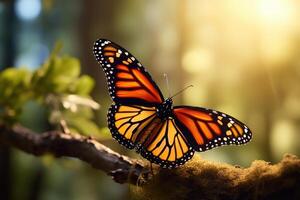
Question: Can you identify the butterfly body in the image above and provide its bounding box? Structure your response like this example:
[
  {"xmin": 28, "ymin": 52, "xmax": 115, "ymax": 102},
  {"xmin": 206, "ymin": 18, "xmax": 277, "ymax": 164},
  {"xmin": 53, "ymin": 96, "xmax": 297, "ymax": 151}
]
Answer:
[
  {"xmin": 93, "ymin": 39, "xmax": 252, "ymax": 168},
  {"xmin": 156, "ymin": 98, "xmax": 173, "ymax": 119}
]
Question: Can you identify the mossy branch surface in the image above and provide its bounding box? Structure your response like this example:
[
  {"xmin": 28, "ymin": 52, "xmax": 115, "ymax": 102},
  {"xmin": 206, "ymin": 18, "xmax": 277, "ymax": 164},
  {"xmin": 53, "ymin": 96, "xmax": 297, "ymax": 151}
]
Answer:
[
  {"xmin": 135, "ymin": 154, "xmax": 300, "ymax": 200},
  {"xmin": 0, "ymin": 124, "xmax": 299, "ymax": 200}
]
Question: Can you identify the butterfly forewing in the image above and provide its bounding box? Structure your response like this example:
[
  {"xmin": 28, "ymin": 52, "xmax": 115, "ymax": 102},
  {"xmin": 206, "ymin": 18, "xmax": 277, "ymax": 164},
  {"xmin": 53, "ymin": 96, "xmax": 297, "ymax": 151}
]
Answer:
[
  {"xmin": 173, "ymin": 106, "xmax": 252, "ymax": 151},
  {"xmin": 93, "ymin": 39, "xmax": 164, "ymax": 106}
]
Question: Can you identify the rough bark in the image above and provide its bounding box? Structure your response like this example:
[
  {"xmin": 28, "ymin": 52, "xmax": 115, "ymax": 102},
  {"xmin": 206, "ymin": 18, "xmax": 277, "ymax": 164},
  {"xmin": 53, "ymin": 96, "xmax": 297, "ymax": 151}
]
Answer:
[{"xmin": 0, "ymin": 124, "xmax": 147, "ymax": 185}]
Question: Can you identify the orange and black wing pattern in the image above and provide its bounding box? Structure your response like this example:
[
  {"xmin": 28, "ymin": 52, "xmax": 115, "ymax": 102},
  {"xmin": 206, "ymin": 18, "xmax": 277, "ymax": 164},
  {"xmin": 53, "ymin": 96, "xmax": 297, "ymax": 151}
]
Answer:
[
  {"xmin": 173, "ymin": 106, "xmax": 252, "ymax": 151},
  {"xmin": 108, "ymin": 104, "xmax": 194, "ymax": 168},
  {"xmin": 108, "ymin": 104, "xmax": 157, "ymax": 149},
  {"xmin": 93, "ymin": 39, "xmax": 164, "ymax": 106},
  {"xmin": 138, "ymin": 118, "xmax": 194, "ymax": 168},
  {"xmin": 94, "ymin": 39, "xmax": 253, "ymax": 168}
]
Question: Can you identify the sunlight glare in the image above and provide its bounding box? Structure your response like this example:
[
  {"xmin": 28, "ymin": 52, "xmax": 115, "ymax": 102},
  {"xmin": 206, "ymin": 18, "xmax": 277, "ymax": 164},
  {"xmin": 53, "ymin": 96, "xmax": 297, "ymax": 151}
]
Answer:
[
  {"xmin": 182, "ymin": 48, "xmax": 213, "ymax": 73},
  {"xmin": 257, "ymin": 0, "xmax": 293, "ymax": 25}
]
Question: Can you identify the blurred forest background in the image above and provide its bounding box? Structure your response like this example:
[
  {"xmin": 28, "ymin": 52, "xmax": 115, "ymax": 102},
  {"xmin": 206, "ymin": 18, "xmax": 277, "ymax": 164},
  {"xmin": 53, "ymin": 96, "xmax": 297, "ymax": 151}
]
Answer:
[{"xmin": 0, "ymin": 0, "xmax": 300, "ymax": 199}]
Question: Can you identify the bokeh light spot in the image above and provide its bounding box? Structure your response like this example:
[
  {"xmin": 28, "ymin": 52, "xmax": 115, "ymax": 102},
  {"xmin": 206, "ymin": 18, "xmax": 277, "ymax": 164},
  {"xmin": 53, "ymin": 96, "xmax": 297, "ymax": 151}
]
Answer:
[
  {"xmin": 271, "ymin": 120, "xmax": 298, "ymax": 161},
  {"xmin": 15, "ymin": 0, "xmax": 41, "ymax": 21},
  {"xmin": 182, "ymin": 48, "xmax": 213, "ymax": 73}
]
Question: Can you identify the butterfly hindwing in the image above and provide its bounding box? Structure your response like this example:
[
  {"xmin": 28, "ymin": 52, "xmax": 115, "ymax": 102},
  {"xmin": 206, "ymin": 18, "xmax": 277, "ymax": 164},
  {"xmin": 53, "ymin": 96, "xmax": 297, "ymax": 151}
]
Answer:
[
  {"xmin": 138, "ymin": 118, "xmax": 195, "ymax": 168},
  {"xmin": 107, "ymin": 104, "xmax": 157, "ymax": 149},
  {"xmin": 173, "ymin": 106, "xmax": 252, "ymax": 152},
  {"xmin": 93, "ymin": 39, "xmax": 164, "ymax": 106}
]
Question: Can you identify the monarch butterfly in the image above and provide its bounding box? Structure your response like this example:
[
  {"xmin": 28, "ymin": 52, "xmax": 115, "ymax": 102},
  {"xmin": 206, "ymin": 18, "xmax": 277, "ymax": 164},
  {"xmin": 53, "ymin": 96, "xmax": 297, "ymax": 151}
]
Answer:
[{"xmin": 93, "ymin": 39, "xmax": 252, "ymax": 168}]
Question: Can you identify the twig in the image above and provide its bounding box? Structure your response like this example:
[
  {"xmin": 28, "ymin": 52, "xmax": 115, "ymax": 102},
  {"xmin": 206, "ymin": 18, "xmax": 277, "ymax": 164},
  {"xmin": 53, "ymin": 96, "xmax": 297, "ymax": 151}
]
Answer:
[{"xmin": 0, "ymin": 124, "xmax": 148, "ymax": 184}]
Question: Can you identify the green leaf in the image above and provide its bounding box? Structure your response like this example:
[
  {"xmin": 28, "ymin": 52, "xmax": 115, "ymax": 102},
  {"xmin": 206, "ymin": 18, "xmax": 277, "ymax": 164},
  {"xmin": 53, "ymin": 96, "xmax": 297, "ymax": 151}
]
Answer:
[
  {"xmin": 0, "ymin": 68, "xmax": 32, "ymax": 123},
  {"xmin": 59, "ymin": 56, "xmax": 81, "ymax": 78},
  {"xmin": 0, "ymin": 42, "xmax": 99, "ymax": 129},
  {"xmin": 0, "ymin": 68, "xmax": 31, "ymax": 105},
  {"xmin": 46, "ymin": 56, "xmax": 80, "ymax": 79},
  {"xmin": 0, "ymin": 68, "xmax": 30, "ymax": 95},
  {"xmin": 72, "ymin": 75, "xmax": 95, "ymax": 95},
  {"xmin": 31, "ymin": 55, "xmax": 81, "ymax": 95}
]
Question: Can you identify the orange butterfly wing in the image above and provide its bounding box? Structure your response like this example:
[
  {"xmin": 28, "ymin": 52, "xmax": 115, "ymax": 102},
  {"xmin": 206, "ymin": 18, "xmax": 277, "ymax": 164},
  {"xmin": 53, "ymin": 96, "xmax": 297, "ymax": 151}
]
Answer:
[
  {"xmin": 108, "ymin": 104, "xmax": 194, "ymax": 168},
  {"xmin": 93, "ymin": 39, "xmax": 164, "ymax": 106},
  {"xmin": 108, "ymin": 104, "xmax": 157, "ymax": 149},
  {"xmin": 173, "ymin": 106, "xmax": 252, "ymax": 151},
  {"xmin": 138, "ymin": 118, "xmax": 194, "ymax": 168}
]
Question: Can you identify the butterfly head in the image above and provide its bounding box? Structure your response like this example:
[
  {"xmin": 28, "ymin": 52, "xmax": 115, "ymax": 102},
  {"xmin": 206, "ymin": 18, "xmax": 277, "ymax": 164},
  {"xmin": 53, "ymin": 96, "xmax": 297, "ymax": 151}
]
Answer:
[{"xmin": 157, "ymin": 98, "xmax": 173, "ymax": 119}]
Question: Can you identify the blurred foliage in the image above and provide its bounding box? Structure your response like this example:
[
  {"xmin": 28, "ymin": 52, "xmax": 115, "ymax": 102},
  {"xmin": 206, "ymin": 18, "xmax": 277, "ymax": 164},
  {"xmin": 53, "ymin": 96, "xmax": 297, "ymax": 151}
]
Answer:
[{"xmin": 0, "ymin": 43, "xmax": 101, "ymax": 136}]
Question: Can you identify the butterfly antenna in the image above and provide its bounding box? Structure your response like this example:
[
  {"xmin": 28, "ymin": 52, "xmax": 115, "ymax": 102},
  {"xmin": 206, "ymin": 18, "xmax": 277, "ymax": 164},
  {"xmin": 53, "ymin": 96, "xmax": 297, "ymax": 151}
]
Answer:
[
  {"xmin": 164, "ymin": 73, "xmax": 171, "ymax": 98},
  {"xmin": 170, "ymin": 85, "xmax": 193, "ymax": 99}
]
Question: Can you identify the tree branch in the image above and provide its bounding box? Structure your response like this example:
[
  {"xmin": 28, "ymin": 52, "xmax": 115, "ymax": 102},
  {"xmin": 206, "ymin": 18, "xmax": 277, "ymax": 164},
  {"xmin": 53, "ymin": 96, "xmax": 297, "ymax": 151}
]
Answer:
[
  {"xmin": 0, "ymin": 124, "xmax": 299, "ymax": 200},
  {"xmin": 0, "ymin": 124, "xmax": 148, "ymax": 184}
]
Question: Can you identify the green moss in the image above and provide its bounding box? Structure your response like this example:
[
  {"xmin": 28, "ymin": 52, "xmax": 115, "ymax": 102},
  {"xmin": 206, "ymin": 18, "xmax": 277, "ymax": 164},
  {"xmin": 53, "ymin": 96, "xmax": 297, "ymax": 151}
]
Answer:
[{"xmin": 132, "ymin": 154, "xmax": 300, "ymax": 200}]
